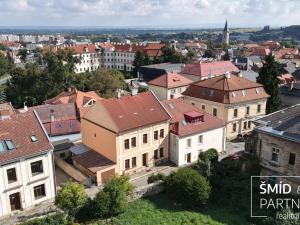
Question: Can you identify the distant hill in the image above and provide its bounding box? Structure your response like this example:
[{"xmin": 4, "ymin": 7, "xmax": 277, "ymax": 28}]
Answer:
[{"xmin": 250, "ymin": 25, "xmax": 300, "ymax": 42}]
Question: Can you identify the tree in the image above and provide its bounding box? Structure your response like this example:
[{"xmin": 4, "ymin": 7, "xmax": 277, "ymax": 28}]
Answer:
[
  {"xmin": 89, "ymin": 68, "xmax": 126, "ymax": 98},
  {"xmin": 164, "ymin": 167, "xmax": 211, "ymax": 206},
  {"xmin": 0, "ymin": 85, "xmax": 7, "ymax": 103},
  {"xmin": 281, "ymin": 41, "xmax": 294, "ymax": 48},
  {"xmin": 203, "ymin": 49, "xmax": 215, "ymax": 58},
  {"xmin": 0, "ymin": 52, "xmax": 11, "ymax": 77},
  {"xmin": 55, "ymin": 181, "xmax": 88, "ymax": 216},
  {"xmin": 197, "ymin": 148, "xmax": 219, "ymax": 177},
  {"xmin": 132, "ymin": 50, "xmax": 145, "ymax": 76},
  {"xmin": 93, "ymin": 191, "xmax": 111, "ymax": 218},
  {"xmin": 222, "ymin": 51, "xmax": 230, "ymax": 61},
  {"xmin": 17, "ymin": 48, "xmax": 28, "ymax": 62},
  {"xmin": 257, "ymin": 54, "xmax": 281, "ymax": 113},
  {"xmin": 102, "ymin": 175, "xmax": 133, "ymax": 216}
]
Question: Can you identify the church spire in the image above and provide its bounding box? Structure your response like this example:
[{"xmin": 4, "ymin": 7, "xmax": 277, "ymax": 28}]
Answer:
[
  {"xmin": 224, "ymin": 19, "xmax": 228, "ymax": 32},
  {"xmin": 222, "ymin": 19, "xmax": 229, "ymax": 46}
]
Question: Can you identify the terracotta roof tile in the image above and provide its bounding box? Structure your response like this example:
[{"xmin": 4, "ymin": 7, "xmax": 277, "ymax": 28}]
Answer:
[
  {"xmin": 148, "ymin": 72, "xmax": 193, "ymax": 88},
  {"xmin": 181, "ymin": 61, "xmax": 239, "ymax": 78},
  {"xmin": 183, "ymin": 74, "xmax": 269, "ymax": 104},
  {"xmin": 84, "ymin": 91, "xmax": 171, "ymax": 133},
  {"xmin": 0, "ymin": 111, "xmax": 52, "ymax": 164},
  {"xmin": 162, "ymin": 99, "xmax": 225, "ymax": 137}
]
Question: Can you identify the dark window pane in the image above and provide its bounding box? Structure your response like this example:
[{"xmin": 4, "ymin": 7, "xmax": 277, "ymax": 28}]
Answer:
[
  {"xmin": 34, "ymin": 184, "xmax": 46, "ymax": 199},
  {"xmin": 7, "ymin": 168, "xmax": 17, "ymax": 183},
  {"xmin": 289, "ymin": 153, "xmax": 296, "ymax": 165},
  {"xmin": 31, "ymin": 160, "xmax": 43, "ymax": 176}
]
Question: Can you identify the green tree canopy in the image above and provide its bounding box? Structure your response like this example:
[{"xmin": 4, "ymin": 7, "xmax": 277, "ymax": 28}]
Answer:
[
  {"xmin": 257, "ymin": 54, "xmax": 281, "ymax": 113},
  {"xmin": 0, "ymin": 52, "xmax": 12, "ymax": 77}
]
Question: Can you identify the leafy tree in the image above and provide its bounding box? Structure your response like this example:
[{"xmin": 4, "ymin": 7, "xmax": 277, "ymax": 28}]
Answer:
[
  {"xmin": 203, "ymin": 49, "xmax": 215, "ymax": 58},
  {"xmin": 257, "ymin": 54, "xmax": 281, "ymax": 113},
  {"xmin": 17, "ymin": 48, "xmax": 28, "ymax": 62},
  {"xmin": 222, "ymin": 51, "xmax": 230, "ymax": 61},
  {"xmin": 55, "ymin": 181, "xmax": 88, "ymax": 216},
  {"xmin": 0, "ymin": 52, "xmax": 11, "ymax": 77},
  {"xmin": 0, "ymin": 85, "xmax": 7, "ymax": 103},
  {"xmin": 102, "ymin": 175, "xmax": 133, "ymax": 216},
  {"xmin": 93, "ymin": 191, "xmax": 111, "ymax": 218},
  {"xmin": 89, "ymin": 68, "xmax": 126, "ymax": 98},
  {"xmin": 164, "ymin": 167, "xmax": 211, "ymax": 206},
  {"xmin": 132, "ymin": 50, "xmax": 145, "ymax": 76},
  {"xmin": 197, "ymin": 148, "xmax": 219, "ymax": 178},
  {"xmin": 186, "ymin": 48, "xmax": 197, "ymax": 62},
  {"xmin": 281, "ymin": 40, "xmax": 294, "ymax": 48}
]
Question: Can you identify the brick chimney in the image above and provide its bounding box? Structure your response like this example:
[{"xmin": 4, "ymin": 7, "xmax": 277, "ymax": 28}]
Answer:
[{"xmin": 0, "ymin": 109, "xmax": 11, "ymax": 120}]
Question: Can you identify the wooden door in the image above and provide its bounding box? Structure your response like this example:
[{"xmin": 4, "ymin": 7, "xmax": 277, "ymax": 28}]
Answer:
[
  {"xmin": 187, "ymin": 153, "xmax": 191, "ymax": 163},
  {"xmin": 9, "ymin": 192, "xmax": 21, "ymax": 211},
  {"xmin": 142, "ymin": 153, "xmax": 148, "ymax": 166}
]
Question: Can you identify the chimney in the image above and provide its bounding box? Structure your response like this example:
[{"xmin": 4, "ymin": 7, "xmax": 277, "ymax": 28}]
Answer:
[
  {"xmin": 0, "ymin": 109, "xmax": 11, "ymax": 120},
  {"xmin": 115, "ymin": 89, "xmax": 122, "ymax": 99},
  {"xmin": 131, "ymin": 88, "xmax": 138, "ymax": 96},
  {"xmin": 225, "ymin": 71, "xmax": 231, "ymax": 79}
]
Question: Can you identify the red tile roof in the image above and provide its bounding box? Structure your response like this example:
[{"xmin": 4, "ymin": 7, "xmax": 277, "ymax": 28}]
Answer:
[
  {"xmin": 0, "ymin": 103, "xmax": 15, "ymax": 115},
  {"xmin": 274, "ymin": 48, "xmax": 299, "ymax": 59},
  {"xmin": 44, "ymin": 88, "xmax": 102, "ymax": 118},
  {"xmin": 0, "ymin": 111, "xmax": 52, "ymax": 164},
  {"xmin": 67, "ymin": 44, "xmax": 98, "ymax": 54},
  {"xmin": 148, "ymin": 72, "xmax": 193, "ymax": 88},
  {"xmin": 251, "ymin": 47, "xmax": 271, "ymax": 56},
  {"xmin": 84, "ymin": 91, "xmax": 171, "ymax": 133},
  {"xmin": 183, "ymin": 74, "xmax": 269, "ymax": 104},
  {"xmin": 180, "ymin": 61, "xmax": 239, "ymax": 78},
  {"xmin": 162, "ymin": 99, "xmax": 225, "ymax": 137}
]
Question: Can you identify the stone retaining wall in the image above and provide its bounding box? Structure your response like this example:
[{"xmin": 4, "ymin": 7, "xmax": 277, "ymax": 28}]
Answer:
[{"xmin": 129, "ymin": 182, "xmax": 164, "ymax": 201}]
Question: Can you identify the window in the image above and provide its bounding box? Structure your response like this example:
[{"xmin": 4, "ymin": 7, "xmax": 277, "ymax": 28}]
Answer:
[
  {"xmin": 213, "ymin": 108, "xmax": 217, "ymax": 117},
  {"xmin": 201, "ymin": 104, "xmax": 205, "ymax": 110},
  {"xmin": 232, "ymin": 123, "xmax": 237, "ymax": 132},
  {"xmin": 5, "ymin": 140, "xmax": 15, "ymax": 150},
  {"xmin": 271, "ymin": 147, "xmax": 279, "ymax": 162},
  {"xmin": 246, "ymin": 106, "xmax": 250, "ymax": 115},
  {"xmin": 244, "ymin": 121, "xmax": 247, "ymax": 130},
  {"xmin": 242, "ymin": 90, "xmax": 245, "ymax": 96},
  {"xmin": 7, "ymin": 168, "xmax": 17, "ymax": 183},
  {"xmin": 248, "ymin": 121, "xmax": 251, "ymax": 129},
  {"xmin": 131, "ymin": 137, "xmax": 136, "ymax": 148},
  {"xmin": 187, "ymin": 139, "xmax": 191, "ymax": 148},
  {"xmin": 154, "ymin": 149, "xmax": 158, "ymax": 160},
  {"xmin": 31, "ymin": 135, "xmax": 38, "ymax": 142},
  {"xmin": 257, "ymin": 104, "xmax": 261, "ymax": 113},
  {"xmin": 132, "ymin": 157, "xmax": 137, "ymax": 167},
  {"xmin": 289, "ymin": 153, "xmax": 296, "ymax": 165},
  {"xmin": 198, "ymin": 135, "xmax": 203, "ymax": 144},
  {"xmin": 233, "ymin": 108, "xmax": 238, "ymax": 118},
  {"xmin": 160, "ymin": 129, "xmax": 164, "ymax": 138},
  {"xmin": 154, "ymin": 131, "xmax": 158, "ymax": 140},
  {"xmin": 31, "ymin": 160, "xmax": 43, "ymax": 176},
  {"xmin": 34, "ymin": 184, "xmax": 46, "ymax": 199},
  {"xmin": 124, "ymin": 139, "xmax": 130, "ymax": 150},
  {"xmin": 232, "ymin": 92, "xmax": 236, "ymax": 97},
  {"xmin": 125, "ymin": 159, "xmax": 130, "ymax": 170},
  {"xmin": 160, "ymin": 148, "xmax": 164, "ymax": 158},
  {"xmin": 143, "ymin": 134, "xmax": 148, "ymax": 144},
  {"xmin": 256, "ymin": 88, "xmax": 260, "ymax": 94}
]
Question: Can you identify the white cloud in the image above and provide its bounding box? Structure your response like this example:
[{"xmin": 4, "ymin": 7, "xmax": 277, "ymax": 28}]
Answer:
[{"xmin": 0, "ymin": 0, "xmax": 299, "ymax": 27}]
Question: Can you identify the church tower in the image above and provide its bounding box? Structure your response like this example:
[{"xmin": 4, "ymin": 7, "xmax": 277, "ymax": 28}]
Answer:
[{"xmin": 223, "ymin": 20, "xmax": 229, "ymax": 46}]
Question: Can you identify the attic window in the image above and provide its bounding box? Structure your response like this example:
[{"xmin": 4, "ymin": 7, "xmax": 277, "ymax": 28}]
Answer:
[
  {"xmin": 31, "ymin": 135, "xmax": 38, "ymax": 142},
  {"xmin": 232, "ymin": 92, "xmax": 236, "ymax": 97},
  {"xmin": 5, "ymin": 140, "xmax": 15, "ymax": 150},
  {"xmin": 181, "ymin": 119, "xmax": 187, "ymax": 126},
  {"xmin": 0, "ymin": 142, "xmax": 5, "ymax": 152},
  {"xmin": 87, "ymin": 100, "xmax": 96, "ymax": 106},
  {"xmin": 209, "ymin": 90, "xmax": 214, "ymax": 96},
  {"xmin": 256, "ymin": 88, "xmax": 260, "ymax": 94},
  {"xmin": 242, "ymin": 90, "xmax": 245, "ymax": 96}
]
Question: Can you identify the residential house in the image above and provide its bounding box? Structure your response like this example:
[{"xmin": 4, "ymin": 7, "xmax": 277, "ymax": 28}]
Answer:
[
  {"xmin": 180, "ymin": 61, "xmax": 239, "ymax": 82},
  {"xmin": 0, "ymin": 108, "xmax": 56, "ymax": 217},
  {"xmin": 183, "ymin": 73, "xmax": 269, "ymax": 140},
  {"xmin": 254, "ymin": 104, "xmax": 300, "ymax": 188},
  {"xmin": 44, "ymin": 88, "xmax": 102, "ymax": 119},
  {"xmin": 147, "ymin": 72, "xmax": 193, "ymax": 101},
  {"xmin": 76, "ymin": 91, "xmax": 171, "ymax": 185},
  {"xmin": 280, "ymin": 82, "xmax": 300, "ymax": 107},
  {"xmin": 163, "ymin": 99, "xmax": 226, "ymax": 166}
]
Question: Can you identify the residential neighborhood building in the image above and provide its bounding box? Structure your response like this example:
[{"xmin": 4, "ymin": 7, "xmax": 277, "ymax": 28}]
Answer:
[
  {"xmin": 74, "ymin": 91, "xmax": 171, "ymax": 185},
  {"xmin": 180, "ymin": 61, "xmax": 239, "ymax": 82},
  {"xmin": 163, "ymin": 99, "xmax": 226, "ymax": 166},
  {"xmin": 255, "ymin": 104, "xmax": 300, "ymax": 188},
  {"xmin": 0, "ymin": 108, "xmax": 56, "ymax": 217},
  {"xmin": 183, "ymin": 73, "xmax": 269, "ymax": 140},
  {"xmin": 280, "ymin": 82, "xmax": 300, "ymax": 107},
  {"xmin": 147, "ymin": 71, "xmax": 193, "ymax": 100}
]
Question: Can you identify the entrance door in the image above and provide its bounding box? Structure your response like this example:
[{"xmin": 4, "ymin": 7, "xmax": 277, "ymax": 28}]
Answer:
[
  {"xmin": 187, "ymin": 153, "xmax": 191, "ymax": 163},
  {"xmin": 142, "ymin": 153, "xmax": 148, "ymax": 166},
  {"xmin": 9, "ymin": 192, "xmax": 21, "ymax": 211}
]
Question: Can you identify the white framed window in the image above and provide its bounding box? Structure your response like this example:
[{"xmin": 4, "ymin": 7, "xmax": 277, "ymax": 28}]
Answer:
[
  {"xmin": 186, "ymin": 139, "xmax": 191, "ymax": 148},
  {"xmin": 271, "ymin": 147, "xmax": 280, "ymax": 162}
]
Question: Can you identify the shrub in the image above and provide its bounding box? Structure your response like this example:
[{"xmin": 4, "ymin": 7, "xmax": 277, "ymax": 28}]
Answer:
[
  {"xmin": 55, "ymin": 181, "xmax": 88, "ymax": 216},
  {"xmin": 93, "ymin": 191, "xmax": 111, "ymax": 218},
  {"xmin": 164, "ymin": 167, "xmax": 211, "ymax": 206},
  {"xmin": 197, "ymin": 148, "xmax": 218, "ymax": 177},
  {"xmin": 199, "ymin": 148, "xmax": 218, "ymax": 162},
  {"xmin": 20, "ymin": 214, "xmax": 68, "ymax": 225},
  {"xmin": 147, "ymin": 173, "xmax": 166, "ymax": 184}
]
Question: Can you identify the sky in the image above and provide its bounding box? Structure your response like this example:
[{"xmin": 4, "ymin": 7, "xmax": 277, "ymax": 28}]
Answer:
[{"xmin": 0, "ymin": 0, "xmax": 299, "ymax": 28}]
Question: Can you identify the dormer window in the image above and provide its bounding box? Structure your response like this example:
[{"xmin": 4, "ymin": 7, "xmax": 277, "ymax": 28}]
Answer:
[
  {"xmin": 242, "ymin": 90, "xmax": 245, "ymax": 96},
  {"xmin": 184, "ymin": 111, "xmax": 204, "ymax": 123},
  {"xmin": 256, "ymin": 88, "xmax": 260, "ymax": 94},
  {"xmin": 232, "ymin": 92, "xmax": 236, "ymax": 97},
  {"xmin": 31, "ymin": 135, "xmax": 38, "ymax": 142}
]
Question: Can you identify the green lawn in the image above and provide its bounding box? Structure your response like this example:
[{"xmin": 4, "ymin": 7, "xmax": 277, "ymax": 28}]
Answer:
[{"xmin": 110, "ymin": 194, "xmax": 250, "ymax": 225}]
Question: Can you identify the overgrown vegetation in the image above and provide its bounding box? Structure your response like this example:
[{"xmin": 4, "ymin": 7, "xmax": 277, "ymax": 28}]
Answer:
[{"xmin": 147, "ymin": 173, "xmax": 166, "ymax": 184}]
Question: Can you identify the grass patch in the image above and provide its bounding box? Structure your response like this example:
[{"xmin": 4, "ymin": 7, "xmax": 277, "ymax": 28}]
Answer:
[{"xmin": 111, "ymin": 193, "xmax": 250, "ymax": 225}]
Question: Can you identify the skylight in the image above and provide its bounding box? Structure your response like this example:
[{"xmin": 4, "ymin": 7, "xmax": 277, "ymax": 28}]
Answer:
[
  {"xmin": 0, "ymin": 142, "xmax": 5, "ymax": 153},
  {"xmin": 5, "ymin": 140, "xmax": 15, "ymax": 150},
  {"xmin": 31, "ymin": 135, "xmax": 38, "ymax": 142}
]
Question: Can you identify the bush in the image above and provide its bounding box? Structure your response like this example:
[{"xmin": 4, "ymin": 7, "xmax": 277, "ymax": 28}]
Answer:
[
  {"xmin": 55, "ymin": 181, "xmax": 88, "ymax": 216},
  {"xmin": 147, "ymin": 173, "xmax": 166, "ymax": 184},
  {"xmin": 93, "ymin": 191, "xmax": 111, "ymax": 218},
  {"xmin": 20, "ymin": 214, "xmax": 68, "ymax": 225},
  {"xmin": 199, "ymin": 148, "xmax": 218, "ymax": 162},
  {"xmin": 164, "ymin": 167, "xmax": 211, "ymax": 206},
  {"xmin": 197, "ymin": 148, "xmax": 218, "ymax": 177}
]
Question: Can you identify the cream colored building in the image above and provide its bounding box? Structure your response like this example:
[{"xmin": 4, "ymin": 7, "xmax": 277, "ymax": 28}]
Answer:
[
  {"xmin": 79, "ymin": 91, "xmax": 170, "ymax": 184},
  {"xmin": 0, "ymin": 108, "xmax": 56, "ymax": 218},
  {"xmin": 183, "ymin": 73, "xmax": 269, "ymax": 140}
]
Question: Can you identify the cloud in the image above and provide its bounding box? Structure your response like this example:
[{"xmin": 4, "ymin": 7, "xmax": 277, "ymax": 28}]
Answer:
[{"xmin": 0, "ymin": 0, "xmax": 299, "ymax": 27}]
